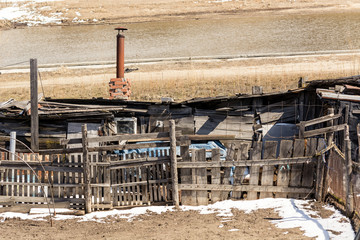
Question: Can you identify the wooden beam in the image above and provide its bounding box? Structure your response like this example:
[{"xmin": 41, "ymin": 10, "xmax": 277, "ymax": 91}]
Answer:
[
  {"xmin": 88, "ymin": 142, "xmax": 170, "ymax": 152},
  {"xmin": 39, "ymin": 148, "xmax": 83, "ymax": 154},
  {"xmin": 30, "ymin": 58, "xmax": 39, "ymax": 152},
  {"xmin": 87, "ymin": 131, "xmax": 178, "ymax": 143},
  {"xmin": 0, "ymin": 196, "xmax": 84, "ymax": 204},
  {"xmin": 186, "ymin": 135, "xmax": 235, "ymax": 141},
  {"xmin": 299, "ymin": 114, "xmax": 341, "ymax": 128},
  {"xmin": 177, "ymin": 156, "xmax": 314, "ymax": 168},
  {"xmin": 303, "ymin": 124, "xmax": 346, "ymax": 138},
  {"xmin": 179, "ymin": 184, "xmax": 314, "ymax": 194}
]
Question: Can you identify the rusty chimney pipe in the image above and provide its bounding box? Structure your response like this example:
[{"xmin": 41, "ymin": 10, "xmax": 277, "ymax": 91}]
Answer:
[{"xmin": 115, "ymin": 27, "xmax": 127, "ymax": 78}]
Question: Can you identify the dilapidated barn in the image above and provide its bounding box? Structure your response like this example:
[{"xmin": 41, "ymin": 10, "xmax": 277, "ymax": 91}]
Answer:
[{"xmin": 0, "ymin": 75, "xmax": 359, "ymax": 230}]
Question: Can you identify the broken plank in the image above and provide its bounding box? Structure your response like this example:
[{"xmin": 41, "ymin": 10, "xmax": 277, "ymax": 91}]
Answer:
[
  {"xmin": 247, "ymin": 142, "xmax": 262, "ymax": 200},
  {"xmin": 260, "ymin": 141, "xmax": 277, "ymax": 199},
  {"xmin": 289, "ymin": 139, "xmax": 305, "ymax": 198},
  {"xmin": 276, "ymin": 140, "xmax": 293, "ymax": 198}
]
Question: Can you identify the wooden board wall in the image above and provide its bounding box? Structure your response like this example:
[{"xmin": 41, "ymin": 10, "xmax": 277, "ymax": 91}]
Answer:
[{"xmin": 194, "ymin": 110, "xmax": 254, "ymax": 140}]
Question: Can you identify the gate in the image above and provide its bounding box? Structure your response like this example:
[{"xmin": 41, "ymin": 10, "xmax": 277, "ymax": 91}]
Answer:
[{"xmin": 83, "ymin": 127, "xmax": 177, "ymax": 211}]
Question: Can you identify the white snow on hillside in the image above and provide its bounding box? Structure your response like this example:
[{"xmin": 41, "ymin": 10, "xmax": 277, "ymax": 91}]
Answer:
[
  {"xmin": 0, "ymin": 0, "xmax": 61, "ymax": 2},
  {"xmin": 0, "ymin": 199, "xmax": 355, "ymax": 240},
  {"xmin": 0, "ymin": 1, "xmax": 64, "ymax": 26}
]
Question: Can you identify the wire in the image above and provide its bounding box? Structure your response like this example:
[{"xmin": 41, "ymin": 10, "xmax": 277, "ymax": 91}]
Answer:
[
  {"xmin": 38, "ymin": 70, "xmax": 46, "ymax": 99},
  {"xmin": 0, "ymin": 61, "xmax": 29, "ymax": 69}
]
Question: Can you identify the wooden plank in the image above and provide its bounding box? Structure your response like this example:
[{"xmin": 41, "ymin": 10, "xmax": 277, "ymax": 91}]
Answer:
[
  {"xmin": 104, "ymin": 156, "xmax": 111, "ymax": 205},
  {"xmin": 211, "ymin": 148, "xmax": 221, "ymax": 203},
  {"xmin": 247, "ymin": 142, "xmax": 262, "ymax": 200},
  {"xmin": 178, "ymin": 184, "xmax": 314, "ymax": 194},
  {"xmin": 87, "ymin": 131, "xmax": 178, "ymax": 143},
  {"xmin": 156, "ymin": 163, "xmax": 162, "ymax": 202},
  {"xmin": 0, "ymin": 165, "xmax": 84, "ymax": 173},
  {"xmin": 304, "ymin": 124, "xmax": 346, "ymax": 138},
  {"xmin": 141, "ymin": 166, "xmax": 149, "ymax": 205},
  {"xmin": 315, "ymin": 138, "xmax": 326, "ymax": 201},
  {"xmin": 194, "ymin": 115, "xmax": 254, "ymax": 140},
  {"xmin": 259, "ymin": 106, "xmax": 296, "ymax": 124},
  {"xmin": 186, "ymin": 135, "xmax": 235, "ymax": 141},
  {"xmin": 0, "ymin": 195, "xmax": 84, "ymax": 204},
  {"xmin": 289, "ymin": 139, "xmax": 305, "ymax": 198},
  {"xmin": 233, "ymin": 143, "xmax": 249, "ymax": 199},
  {"xmin": 276, "ymin": 140, "xmax": 293, "ymax": 198},
  {"xmin": 222, "ymin": 143, "xmax": 234, "ymax": 200},
  {"xmin": 302, "ymin": 138, "xmax": 317, "ymax": 190},
  {"xmin": 344, "ymin": 125, "xmax": 354, "ymax": 217},
  {"xmin": 196, "ymin": 149, "xmax": 208, "ymax": 205},
  {"xmin": 89, "ymin": 142, "xmax": 170, "ymax": 152},
  {"xmin": 300, "ymin": 113, "xmax": 341, "ymax": 128},
  {"xmin": 260, "ymin": 141, "xmax": 277, "ymax": 199},
  {"xmin": 39, "ymin": 148, "xmax": 83, "ymax": 155},
  {"xmin": 179, "ymin": 143, "xmax": 193, "ymax": 205}
]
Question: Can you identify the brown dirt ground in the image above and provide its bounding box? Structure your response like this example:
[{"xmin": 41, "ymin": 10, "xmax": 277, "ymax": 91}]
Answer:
[
  {"xmin": 0, "ymin": 0, "xmax": 359, "ymax": 29},
  {"xmin": 0, "ymin": 208, "xmax": 316, "ymax": 240}
]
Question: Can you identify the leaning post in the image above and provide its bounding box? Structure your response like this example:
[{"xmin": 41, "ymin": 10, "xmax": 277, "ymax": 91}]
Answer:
[
  {"xmin": 169, "ymin": 120, "xmax": 180, "ymax": 209},
  {"xmin": 82, "ymin": 124, "xmax": 92, "ymax": 213},
  {"xmin": 344, "ymin": 124, "xmax": 354, "ymax": 217}
]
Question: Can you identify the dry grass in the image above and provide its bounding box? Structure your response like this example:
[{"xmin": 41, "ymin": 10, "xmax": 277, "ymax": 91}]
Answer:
[
  {"xmin": 1, "ymin": 69, "xmax": 359, "ymax": 102},
  {"xmin": 1, "ymin": 54, "xmax": 360, "ymax": 102}
]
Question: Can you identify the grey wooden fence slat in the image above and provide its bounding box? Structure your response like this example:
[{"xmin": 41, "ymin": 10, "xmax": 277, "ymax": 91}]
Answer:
[
  {"xmin": 247, "ymin": 141, "xmax": 262, "ymax": 200},
  {"xmin": 233, "ymin": 143, "xmax": 249, "ymax": 199},
  {"xmin": 179, "ymin": 144, "xmax": 192, "ymax": 205},
  {"xmin": 211, "ymin": 148, "xmax": 221, "ymax": 203},
  {"xmin": 276, "ymin": 140, "xmax": 293, "ymax": 198},
  {"xmin": 196, "ymin": 149, "xmax": 207, "ymax": 205},
  {"xmin": 315, "ymin": 138, "xmax": 326, "ymax": 201},
  {"xmin": 289, "ymin": 139, "xmax": 305, "ymax": 198},
  {"xmin": 302, "ymin": 138, "xmax": 317, "ymax": 191},
  {"xmin": 260, "ymin": 141, "xmax": 278, "ymax": 199},
  {"xmin": 222, "ymin": 143, "xmax": 235, "ymax": 200}
]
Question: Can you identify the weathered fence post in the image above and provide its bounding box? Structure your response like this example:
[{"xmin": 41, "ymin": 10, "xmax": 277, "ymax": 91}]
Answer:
[
  {"xmin": 30, "ymin": 58, "xmax": 39, "ymax": 152},
  {"xmin": 169, "ymin": 120, "xmax": 179, "ymax": 208},
  {"xmin": 344, "ymin": 125, "xmax": 354, "ymax": 217},
  {"xmin": 82, "ymin": 124, "xmax": 92, "ymax": 213}
]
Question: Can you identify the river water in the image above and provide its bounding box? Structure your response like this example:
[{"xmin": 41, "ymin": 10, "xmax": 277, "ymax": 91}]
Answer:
[{"xmin": 1, "ymin": 11, "xmax": 360, "ymax": 67}]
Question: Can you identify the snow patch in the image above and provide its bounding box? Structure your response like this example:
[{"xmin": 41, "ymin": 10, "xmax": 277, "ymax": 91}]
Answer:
[
  {"xmin": 208, "ymin": 0, "xmax": 233, "ymax": 3},
  {"xmin": 228, "ymin": 229, "xmax": 239, "ymax": 232},
  {"xmin": 0, "ymin": 0, "xmax": 62, "ymax": 2},
  {"xmin": 0, "ymin": 1, "xmax": 65, "ymax": 26}
]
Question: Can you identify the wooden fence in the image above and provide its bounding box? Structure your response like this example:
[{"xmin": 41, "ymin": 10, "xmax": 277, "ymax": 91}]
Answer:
[
  {"xmin": 177, "ymin": 138, "xmax": 325, "ymax": 205},
  {"xmin": 0, "ymin": 117, "xmax": 358, "ymax": 221},
  {"xmin": 0, "ymin": 128, "xmax": 177, "ymax": 212},
  {"xmin": 0, "ymin": 152, "xmax": 85, "ymax": 211}
]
